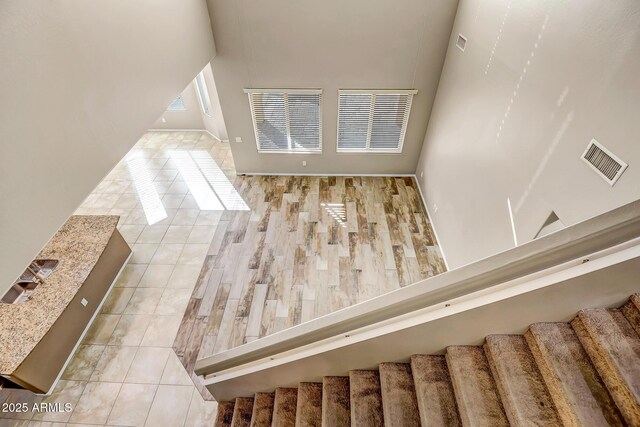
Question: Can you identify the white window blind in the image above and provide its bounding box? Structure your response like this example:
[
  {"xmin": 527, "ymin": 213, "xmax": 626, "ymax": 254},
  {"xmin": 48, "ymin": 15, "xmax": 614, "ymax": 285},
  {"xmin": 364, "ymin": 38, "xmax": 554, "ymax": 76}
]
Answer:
[
  {"xmin": 167, "ymin": 95, "xmax": 186, "ymax": 112},
  {"xmin": 245, "ymin": 89, "xmax": 322, "ymax": 153},
  {"xmin": 337, "ymin": 90, "xmax": 417, "ymax": 153}
]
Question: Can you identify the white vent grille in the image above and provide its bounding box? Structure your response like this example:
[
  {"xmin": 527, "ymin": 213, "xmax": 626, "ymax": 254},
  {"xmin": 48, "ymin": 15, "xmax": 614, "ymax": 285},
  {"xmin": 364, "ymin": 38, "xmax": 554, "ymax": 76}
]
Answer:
[
  {"xmin": 245, "ymin": 89, "xmax": 322, "ymax": 153},
  {"xmin": 581, "ymin": 139, "xmax": 627, "ymax": 185},
  {"xmin": 337, "ymin": 90, "xmax": 416, "ymax": 153},
  {"xmin": 456, "ymin": 34, "xmax": 467, "ymax": 52}
]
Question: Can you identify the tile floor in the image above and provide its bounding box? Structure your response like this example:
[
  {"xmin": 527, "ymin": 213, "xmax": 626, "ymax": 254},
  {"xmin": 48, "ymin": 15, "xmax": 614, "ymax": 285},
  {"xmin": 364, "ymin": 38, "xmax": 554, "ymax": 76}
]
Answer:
[
  {"xmin": 175, "ymin": 175, "xmax": 446, "ymax": 395},
  {"xmin": 0, "ymin": 131, "xmax": 234, "ymax": 426}
]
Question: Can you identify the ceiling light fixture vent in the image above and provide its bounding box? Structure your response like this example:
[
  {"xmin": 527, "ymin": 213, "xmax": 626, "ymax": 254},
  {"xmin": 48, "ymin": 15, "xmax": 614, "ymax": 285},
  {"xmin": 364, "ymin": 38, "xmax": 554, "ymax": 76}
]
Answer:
[
  {"xmin": 456, "ymin": 34, "xmax": 467, "ymax": 52},
  {"xmin": 581, "ymin": 139, "xmax": 627, "ymax": 185}
]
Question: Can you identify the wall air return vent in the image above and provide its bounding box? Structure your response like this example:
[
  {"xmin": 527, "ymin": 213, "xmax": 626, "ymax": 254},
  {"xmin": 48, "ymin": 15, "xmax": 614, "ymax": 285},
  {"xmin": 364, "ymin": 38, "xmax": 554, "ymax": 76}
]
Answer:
[
  {"xmin": 581, "ymin": 139, "xmax": 627, "ymax": 185},
  {"xmin": 456, "ymin": 34, "xmax": 467, "ymax": 52}
]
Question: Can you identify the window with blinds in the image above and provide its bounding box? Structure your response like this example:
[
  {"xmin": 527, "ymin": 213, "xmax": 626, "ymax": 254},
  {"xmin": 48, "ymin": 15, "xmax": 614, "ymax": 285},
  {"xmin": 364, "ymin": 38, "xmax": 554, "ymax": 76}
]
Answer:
[
  {"xmin": 167, "ymin": 95, "xmax": 186, "ymax": 112},
  {"xmin": 337, "ymin": 90, "xmax": 417, "ymax": 153},
  {"xmin": 245, "ymin": 89, "xmax": 322, "ymax": 153}
]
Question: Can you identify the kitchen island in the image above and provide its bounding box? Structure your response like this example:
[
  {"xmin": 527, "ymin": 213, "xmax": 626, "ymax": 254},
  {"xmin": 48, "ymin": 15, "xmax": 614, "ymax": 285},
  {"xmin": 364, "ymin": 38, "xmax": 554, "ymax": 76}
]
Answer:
[{"xmin": 0, "ymin": 215, "xmax": 131, "ymax": 393}]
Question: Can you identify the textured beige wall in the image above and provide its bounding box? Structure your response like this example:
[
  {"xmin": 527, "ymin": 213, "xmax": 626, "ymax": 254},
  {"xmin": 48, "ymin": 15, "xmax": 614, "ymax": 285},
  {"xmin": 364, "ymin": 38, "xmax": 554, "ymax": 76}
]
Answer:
[
  {"xmin": 0, "ymin": 0, "xmax": 215, "ymax": 292},
  {"xmin": 206, "ymin": 0, "xmax": 459, "ymax": 174},
  {"xmin": 416, "ymin": 0, "xmax": 640, "ymax": 268}
]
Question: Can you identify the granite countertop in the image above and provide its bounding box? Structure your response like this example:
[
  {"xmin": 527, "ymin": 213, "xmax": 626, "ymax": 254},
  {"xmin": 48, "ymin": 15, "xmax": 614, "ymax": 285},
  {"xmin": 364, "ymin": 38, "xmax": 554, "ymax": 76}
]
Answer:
[{"xmin": 0, "ymin": 215, "xmax": 120, "ymax": 375}]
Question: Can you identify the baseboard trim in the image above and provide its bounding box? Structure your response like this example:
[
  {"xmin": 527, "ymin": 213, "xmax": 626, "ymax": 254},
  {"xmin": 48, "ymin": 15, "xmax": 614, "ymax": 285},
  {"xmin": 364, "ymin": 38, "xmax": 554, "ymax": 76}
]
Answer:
[
  {"xmin": 147, "ymin": 128, "xmax": 229, "ymax": 143},
  {"xmin": 238, "ymin": 172, "xmax": 416, "ymax": 177},
  {"xmin": 203, "ymin": 129, "xmax": 228, "ymax": 143},
  {"xmin": 148, "ymin": 128, "xmax": 206, "ymax": 132},
  {"xmin": 413, "ymin": 176, "xmax": 451, "ymax": 270}
]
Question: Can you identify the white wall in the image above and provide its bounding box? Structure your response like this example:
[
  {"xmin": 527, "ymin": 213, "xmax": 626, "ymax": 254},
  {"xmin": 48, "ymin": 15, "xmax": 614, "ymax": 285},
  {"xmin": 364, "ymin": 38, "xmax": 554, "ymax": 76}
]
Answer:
[
  {"xmin": 206, "ymin": 0, "xmax": 458, "ymax": 174},
  {"xmin": 0, "ymin": 0, "xmax": 215, "ymax": 292},
  {"xmin": 416, "ymin": 0, "xmax": 640, "ymax": 268},
  {"xmin": 150, "ymin": 82, "xmax": 206, "ymax": 130}
]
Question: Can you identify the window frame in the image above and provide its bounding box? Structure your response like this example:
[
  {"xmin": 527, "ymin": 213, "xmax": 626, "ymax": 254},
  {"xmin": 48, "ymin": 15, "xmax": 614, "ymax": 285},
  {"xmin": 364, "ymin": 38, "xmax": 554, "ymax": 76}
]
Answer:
[
  {"xmin": 195, "ymin": 72, "xmax": 212, "ymax": 117},
  {"xmin": 244, "ymin": 88, "xmax": 323, "ymax": 154},
  {"xmin": 336, "ymin": 89, "xmax": 417, "ymax": 154}
]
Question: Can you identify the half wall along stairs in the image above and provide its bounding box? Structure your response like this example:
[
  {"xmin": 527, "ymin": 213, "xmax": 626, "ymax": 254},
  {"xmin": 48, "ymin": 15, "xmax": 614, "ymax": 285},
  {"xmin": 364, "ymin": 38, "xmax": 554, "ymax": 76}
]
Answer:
[{"xmin": 214, "ymin": 294, "xmax": 640, "ymax": 426}]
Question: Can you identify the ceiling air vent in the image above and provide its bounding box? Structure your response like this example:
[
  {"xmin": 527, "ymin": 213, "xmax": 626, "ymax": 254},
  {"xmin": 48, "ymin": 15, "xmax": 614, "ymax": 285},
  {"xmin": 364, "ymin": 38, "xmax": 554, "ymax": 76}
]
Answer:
[
  {"xmin": 456, "ymin": 34, "xmax": 467, "ymax": 52},
  {"xmin": 581, "ymin": 139, "xmax": 628, "ymax": 185}
]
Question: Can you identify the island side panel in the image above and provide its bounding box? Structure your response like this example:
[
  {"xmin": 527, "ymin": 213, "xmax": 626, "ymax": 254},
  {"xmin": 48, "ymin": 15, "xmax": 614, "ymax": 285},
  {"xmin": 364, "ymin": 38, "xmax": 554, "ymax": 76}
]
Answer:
[{"xmin": 10, "ymin": 228, "xmax": 131, "ymax": 393}]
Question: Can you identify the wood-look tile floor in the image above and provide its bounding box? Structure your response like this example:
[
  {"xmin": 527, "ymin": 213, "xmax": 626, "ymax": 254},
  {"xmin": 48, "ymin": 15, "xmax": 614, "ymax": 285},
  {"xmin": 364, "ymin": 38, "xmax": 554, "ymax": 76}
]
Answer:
[{"xmin": 174, "ymin": 175, "xmax": 446, "ymax": 398}]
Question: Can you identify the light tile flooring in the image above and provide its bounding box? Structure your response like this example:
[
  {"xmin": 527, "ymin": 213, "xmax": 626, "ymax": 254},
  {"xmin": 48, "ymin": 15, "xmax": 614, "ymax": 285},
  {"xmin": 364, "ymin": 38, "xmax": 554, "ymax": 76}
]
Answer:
[{"xmin": 0, "ymin": 131, "xmax": 233, "ymax": 426}]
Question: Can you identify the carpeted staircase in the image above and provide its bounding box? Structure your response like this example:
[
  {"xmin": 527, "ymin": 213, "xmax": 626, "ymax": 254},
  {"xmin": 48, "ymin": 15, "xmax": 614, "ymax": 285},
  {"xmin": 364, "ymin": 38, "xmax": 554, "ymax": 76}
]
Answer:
[{"xmin": 214, "ymin": 294, "xmax": 640, "ymax": 426}]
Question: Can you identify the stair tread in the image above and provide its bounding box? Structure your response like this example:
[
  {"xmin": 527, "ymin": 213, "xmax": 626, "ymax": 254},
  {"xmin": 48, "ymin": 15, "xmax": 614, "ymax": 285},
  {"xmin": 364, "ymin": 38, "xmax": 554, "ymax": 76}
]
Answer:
[
  {"xmin": 410, "ymin": 355, "xmax": 461, "ymax": 426},
  {"xmin": 379, "ymin": 362, "xmax": 420, "ymax": 427},
  {"xmin": 621, "ymin": 294, "xmax": 640, "ymax": 336},
  {"xmin": 322, "ymin": 376, "xmax": 350, "ymax": 427},
  {"xmin": 272, "ymin": 388, "xmax": 298, "ymax": 427},
  {"xmin": 250, "ymin": 393, "xmax": 274, "ymax": 427},
  {"xmin": 231, "ymin": 397, "xmax": 254, "ymax": 427},
  {"xmin": 214, "ymin": 295, "xmax": 640, "ymax": 427},
  {"xmin": 295, "ymin": 383, "xmax": 322, "ymax": 427},
  {"xmin": 526, "ymin": 322, "xmax": 625, "ymax": 426},
  {"xmin": 630, "ymin": 293, "xmax": 640, "ymax": 308},
  {"xmin": 216, "ymin": 401, "xmax": 236, "ymax": 427},
  {"xmin": 349, "ymin": 370, "xmax": 384, "ymax": 427},
  {"xmin": 485, "ymin": 335, "xmax": 560, "ymax": 425},
  {"xmin": 446, "ymin": 346, "xmax": 509, "ymax": 426},
  {"xmin": 573, "ymin": 308, "xmax": 640, "ymax": 425}
]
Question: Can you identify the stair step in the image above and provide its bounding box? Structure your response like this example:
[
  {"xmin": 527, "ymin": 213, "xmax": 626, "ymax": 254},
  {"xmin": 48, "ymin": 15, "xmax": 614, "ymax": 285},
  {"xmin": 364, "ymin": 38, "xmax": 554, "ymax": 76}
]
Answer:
[
  {"xmin": 410, "ymin": 355, "xmax": 461, "ymax": 426},
  {"xmin": 322, "ymin": 376, "xmax": 351, "ymax": 427},
  {"xmin": 213, "ymin": 294, "xmax": 640, "ymax": 427},
  {"xmin": 349, "ymin": 370, "xmax": 384, "ymax": 427},
  {"xmin": 621, "ymin": 294, "xmax": 640, "ymax": 336},
  {"xmin": 295, "ymin": 383, "xmax": 322, "ymax": 427},
  {"xmin": 379, "ymin": 362, "xmax": 421, "ymax": 427},
  {"xmin": 272, "ymin": 388, "xmax": 298, "ymax": 427},
  {"xmin": 446, "ymin": 346, "xmax": 509, "ymax": 426},
  {"xmin": 573, "ymin": 309, "xmax": 640, "ymax": 425},
  {"xmin": 231, "ymin": 397, "xmax": 254, "ymax": 427},
  {"xmin": 525, "ymin": 323, "xmax": 625, "ymax": 426},
  {"xmin": 250, "ymin": 392, "xmax": 274, "ymax": 427},
  {"xmin": 484, "ymin": 335, "xmax": 560, "ymax": 425},
  {"xmin": 216, "ymin": 401, "xmax": 236, "ymax": 427}
]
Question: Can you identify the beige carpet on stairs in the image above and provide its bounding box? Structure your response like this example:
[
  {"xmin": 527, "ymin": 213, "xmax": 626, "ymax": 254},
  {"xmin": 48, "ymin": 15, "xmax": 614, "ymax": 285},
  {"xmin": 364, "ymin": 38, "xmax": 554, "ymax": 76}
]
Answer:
[{"xmin": 212, "ymin": 293, "xmax": 640, "ymax": 427}]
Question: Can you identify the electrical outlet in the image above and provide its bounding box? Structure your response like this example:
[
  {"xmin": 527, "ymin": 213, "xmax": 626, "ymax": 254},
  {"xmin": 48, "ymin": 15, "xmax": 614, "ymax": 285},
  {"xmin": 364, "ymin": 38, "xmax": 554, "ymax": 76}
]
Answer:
[
  {"xmin": 302, "ymin": 161, "xmax": 307, "ymax": 167},
  {"xmin": 420, "ymin": 171, "xmax": 424, "ymax": 178},
  {"xmin": 161, "ymin": 117, "xmax": 166, "ymax": 124},
  {"xmin": 433, "ymin": 204, "xmax": 438, "ymax": 213},
  {"xmin": 235, "ymin": 136, "xmax": 243, "ymax": 143},
  {"xmin": 81, "ymin": 298, "xmax": 88, "ymax": 307}
]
